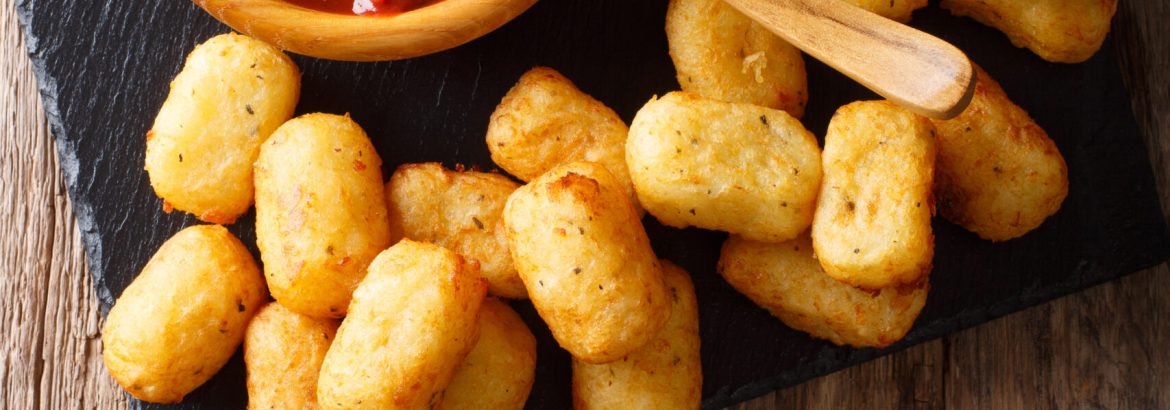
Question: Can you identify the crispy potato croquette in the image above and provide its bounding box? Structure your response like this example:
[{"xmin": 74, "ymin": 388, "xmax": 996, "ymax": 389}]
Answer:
[
  {"xmin": 627, "ymin": 92, "xmax": 822, "ymax": 243},
  {"xmin": 255, "ymin": 113, "xmax": 396, "ymax": 319},
  {"xmin": 665, "ymin": 0, "xmax": 807, "ymax": 117},
  {"xmin": 941, "ymin": 0, "xmax": 1117, "ymax": 63},
  {"xmin": 244, "ymin": 303, "xmax": 338, "ymax": 410},
  {"xmin": 145, "ymin": 33, "xmax": 299, "ymax": 224},
  {"xmin": 719, "ymin": 234, "xmax": 928, "ymax": 348},
  {"xmin": 504, "ymin": 161, "xmax": 670, "ymax": 363},
  {"xmin": 486, "ymin": 67, "xmax": 640, "ymax": 212},
  {"xmin": 439, "ymin": 298, "xmax": 537, "ymax": 410},
  {"xmin": 318, "ymin": 240, "xmax": 486, "ymax": 410},
  {"xmin": 840, "ymin": 0, "xmax": 928, "ymax": 23},
  {"xmin": 387, "ymin": 163, "xmax": 526, "ymax": 299},
  {"xmin": 102, "ymin": 225, "xmax": 266, "ymax": 403},
  {"xmin": 931, "ymin": 65, "xmax": 1068, "ymax": 241},
  {"xmin": 812, "ymin": 101, "xmax": 936, "ymax": 290},
  {"xmin": 572, "ymin": 261, "xmax": 702, "ymax": 410}
]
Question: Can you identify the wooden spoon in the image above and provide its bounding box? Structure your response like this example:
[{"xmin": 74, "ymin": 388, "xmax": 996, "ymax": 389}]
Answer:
[{"xmin": 724, "ymin": 0, "xmax": 975, "ymax": 119}]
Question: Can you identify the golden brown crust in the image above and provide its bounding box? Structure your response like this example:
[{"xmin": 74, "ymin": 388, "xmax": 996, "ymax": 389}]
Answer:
[
  {"xmin": 503, "ymin": 162, "xmax": 670, "ymax": 363},
  {"xmin": 811, "ymin": 100, "xmax": 936, "ymax": 290},
  {"xmin": 254, "ymin": 113, "xmax": 396, "ymax": 319},
  {"xmin": 486, "ymin": 67, "xmax": 640, "ymax": 213},
  {"xmin": 572, "ymin": 261, "xmax": 702, "ymax": 410},
  {"xmin": 244, "ymin": 303, "xmax": 339, "ymax": 410},
  {"xmin": 931, "ymin": 65, "xmax": 1068, "ymax": 241},
  {"xmin": 145, "ymin": 33, "xmax": 300, "ymax": 224},
  {"xmin": 438, "ymin": 298, "xmax": 537, "ymax": 410},
  {"xmin": 627, "ymin": 91, "xmax": 822, "ymax": 243},
  {"xmin": 719, "ymin": 234, "xmax": 928, "ymax": 348},
  {"xmin": 317, "ymin": 240, "xmax": 487, "ymax": 410},
  {"xmin": 941, "ymin": 0, "xmax": 1117, "ymax": 63},
  {"xmin": 387, "ymin": 163, "xmax": 526, "ymax": 298},
  {"xmin": 102, "ymin": 225, "xmax": 267, "ymax": 403},
  {"xmin": 665, "ymin": 0, "xmax": 807, "ymax": 117}
]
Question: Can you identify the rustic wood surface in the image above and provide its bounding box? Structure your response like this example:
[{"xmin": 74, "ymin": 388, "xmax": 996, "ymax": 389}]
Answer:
[{"xmin": 0, "ymin": 0, "xmax": 1165, "ymax": 409}]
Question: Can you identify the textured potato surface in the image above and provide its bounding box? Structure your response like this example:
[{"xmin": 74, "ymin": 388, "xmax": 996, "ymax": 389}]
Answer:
[
  {"xmin": 941, "ymin": 0, "xmax": 1117, "ymax": 63},
  {"xmin": 438, "ymin": 298, "xmax": 537, "ymax": 410},
  {"xmin": 486, "ymin": 67, "xmax": 640, "ymax": 212},
  {"xmin": 145, "ymin": 33, "xmax": 299, "ymax": 224},
  {"xmin": 812, "ymin": 100, "xmax": 936, "ymax": 290},
  {"xmin": 254, "ymin": 113, "xmax": 395, "ymax": 319},
  {"xmin": 572, "ymin": 261, "xmax": 702, "ymax": 410},
  {"xmin": 665, "ymin": 0, "xmax": 807, "ymax": 117},
  {"xmin": 504, "ymin": 161, "xmax": 670, "ymax": 363},
  {"xmin": 102, "ymin": 225, "xmax": 267, "ymax": 404},
  {"xmin": 387, "ymin": 163, "xmax": 526, "ymax": 298},
  {"xmin": 719, "ymin": 234, "xmax": 928, "ymax": 348},
  {"xmin": 318, "ymin": 240, "xmax": 486, "ymax": 410},
  {"xmin": 627, "ymin": 92, "xmax": 822, "ymax": 243},
  {"xmin": 932, "ymin": 65, "xmax": 1068, "ymax": 241},
  {"xmin": 840, "ymin": 0, "xmax": 928, "ymax": 22},
  {"xmin": 244, "ymin": 303, "xmax": 339, "ymax": 410}
]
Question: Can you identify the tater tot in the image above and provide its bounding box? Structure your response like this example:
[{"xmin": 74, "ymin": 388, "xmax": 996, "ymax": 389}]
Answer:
[
  {"xmin": 719, "ymin": 234, "xmax": 928, "ymax": 348},
  {"xmin": 812, "ymin": 100, "xmax": 936, "ymax": 290},
  {"xmin": 931, "ymin": 65, "xmax": 1068, "ymax": 241},
  {"xmin": 503, "ymin": 161, "xmax": 670, "ymax": 363},
  {"xmin": 665, "ymin": 0, "xmax": 807, "ymax": 117},
  {"xmin": 244, "ymin": 303, "xmax": 338, "ymax": 410},
  {"xmin": 572, "ymin": 261, "xmax": 702, "ymax": 410},
  {"xmin": 840, "ymin": 0, "xmax": 928, "ymax": 23},
  {"xmin": 145, "ymin": 33, "xmax": 299, "ymax": 224},
  {"xmin": 627, "ymin": 92, "xmax": 822, "ymax": 243},
  {"xmin": 941, "ymin": 0, "xmax": 1117, "ymax": 63},
  {"xmin": 438, "ymin": 298, "xmax": 537, "ymax": 410},
  {"xmin": 387, "ymin": 163, "xmax": 526, "ymax": 299},
  {"xmin": 254, "ymin": 113, "xmax": 396, "ymax": 319},
  {"xmin": 102, "ymin": 225, "xmax": 267, "ymax": 403},
  {"xmin": 486, "ymin": 67, "xmax": 641, "ymax": 212},
  {"xmin": 318, "ymin": 240, "xmax": 486, "ymax": 410}
]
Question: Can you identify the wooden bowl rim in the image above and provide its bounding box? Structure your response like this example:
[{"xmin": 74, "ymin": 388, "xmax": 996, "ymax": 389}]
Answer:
[{"xmin": 196, "ymin": 0, "xmax": 538, "ymax": 61}]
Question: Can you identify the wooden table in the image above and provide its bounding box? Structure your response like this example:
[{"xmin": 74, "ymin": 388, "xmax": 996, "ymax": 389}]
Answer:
[{"xmin": 2, "ymin": 1, "xmax": 1166, "ymax": 408}]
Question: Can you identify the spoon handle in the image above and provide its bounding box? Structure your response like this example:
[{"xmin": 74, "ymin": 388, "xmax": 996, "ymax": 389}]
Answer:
[{"xmin": 724, "ymin": 0, "xmax": 975, "ymax": 119}]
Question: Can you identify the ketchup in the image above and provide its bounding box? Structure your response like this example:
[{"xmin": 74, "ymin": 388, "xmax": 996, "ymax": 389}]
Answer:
[{"xmin": 286, "ymin": 0, "xmax": 442, "ymax": 16}]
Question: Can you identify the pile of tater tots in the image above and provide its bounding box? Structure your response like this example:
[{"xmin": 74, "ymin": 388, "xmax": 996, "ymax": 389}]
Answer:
[{"xmin": 103, "ymin": 0, "xmax": 1115, "ymax": 406}]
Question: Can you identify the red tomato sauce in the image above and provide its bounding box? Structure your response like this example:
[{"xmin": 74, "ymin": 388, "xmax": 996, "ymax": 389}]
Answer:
[{"xmin": 286, "ymin": 0, "xmax": 442, "ymax": 16}]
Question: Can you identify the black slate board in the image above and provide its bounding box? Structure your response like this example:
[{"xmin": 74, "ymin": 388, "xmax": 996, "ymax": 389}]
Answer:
[{"xmin": 16, "ymin": 0, "xmax": 1170, "ymax": 408}]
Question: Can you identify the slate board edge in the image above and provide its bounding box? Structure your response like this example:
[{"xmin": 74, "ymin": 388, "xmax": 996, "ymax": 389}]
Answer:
[
  {"xmin": 15, "ymin": 0, "xmax": 116, "ymax": 312},
  {"xmin": 16, "ymin": 2, "xmax": 1170, "ymax": 408}
]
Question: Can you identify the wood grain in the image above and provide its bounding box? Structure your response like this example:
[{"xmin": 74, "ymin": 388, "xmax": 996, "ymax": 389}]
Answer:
[
  {"xmin": 1, "ymin": 0, "xmax": 126, "ymax": 408},
  {"xmin": 0, "ymin": 1, "xmax": 1165, "ymax": 410},
  {"xmin": 724, "ymin": 0, "xmax": 975, "ymax": 119}
]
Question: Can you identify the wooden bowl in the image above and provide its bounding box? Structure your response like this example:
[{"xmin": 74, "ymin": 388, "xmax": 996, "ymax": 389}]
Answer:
[{"xmin": 194, "ymin": 0, "xmax": 538, "ymax": 61}]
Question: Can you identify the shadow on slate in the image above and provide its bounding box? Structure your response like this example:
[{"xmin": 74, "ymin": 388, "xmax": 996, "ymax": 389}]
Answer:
[{"xmin": 15, "ymin": 0, "xmax": 1170, "ymax": 408}]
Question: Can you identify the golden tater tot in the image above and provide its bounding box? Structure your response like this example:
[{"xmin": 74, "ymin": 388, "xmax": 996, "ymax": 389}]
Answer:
[
  {"xmin": 941, "ymin": 0, "xmax": 1117, "ymax": 63},
  {"xmin": 504, "ymin": 161, "xmax": 670, "ymax": 363},
  {"xmin": 931, "ymin": 65, "xmax": 1068, "ymax": 241},
  {"xmin": 387, "ymin": 163, "xmax": 526, "ymax": 298},
  {"xmin": 318, "ymin": 240, "xmax": 486, "ymax": 410},
  {"xmin": 438, "ymin": 298, "xmax": 537, "ymax": 410},
  {"xmin": 627, "ymin": 92, "xmax": 822, "ymax": 243},
  {"xmin": 665, "ymin": 0, "xmax": 807, "ymax": 117},
  {"xmin": 486, "ymin": 67, "xmax": 641, "ymax": 212},
  {"xmin": 102, "ymin": 225, "xmax": 267, "ymax": 403},
  {"xmin": 145, "ymin": 33, "xmax": 299, "ymax": 224},
  {"xmin": 840, "ymin": 0, "xmax": 928, "ymax": 23},
  {"xmin": 572, "ymin": 261, "xmax": 702, "ymax": 410},
  {"xmin": 255, "ymin": 113, "xmax": 396, "ymax": 319},
  {"xmin": 244, "ymin": 303, "xmax": 338, "ymax": 410},
  {"xmin": 812, "ymin": 101, "xmax": 936, "ymax": 290},
  {"xmin": 719, "ymin": 234, "xmax": 928, "ymax": 348}
]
